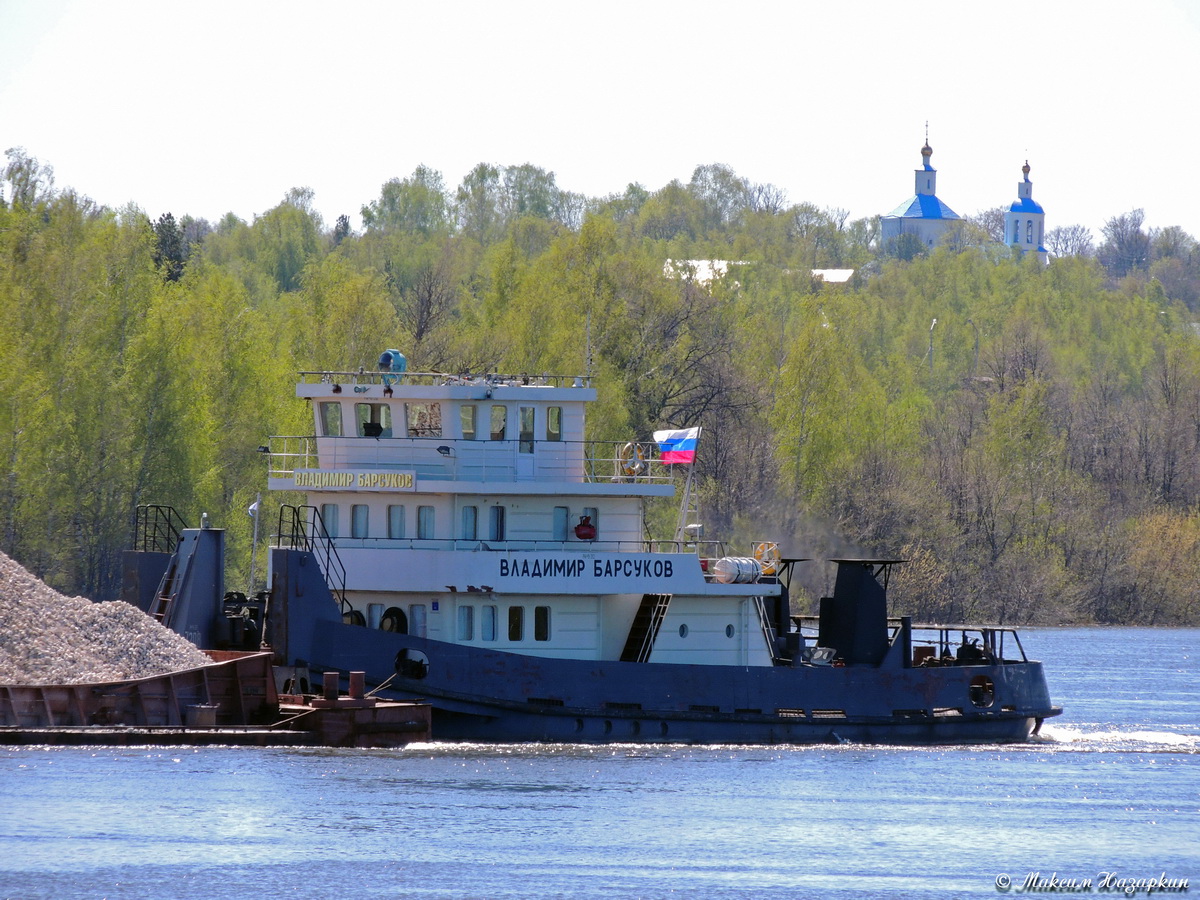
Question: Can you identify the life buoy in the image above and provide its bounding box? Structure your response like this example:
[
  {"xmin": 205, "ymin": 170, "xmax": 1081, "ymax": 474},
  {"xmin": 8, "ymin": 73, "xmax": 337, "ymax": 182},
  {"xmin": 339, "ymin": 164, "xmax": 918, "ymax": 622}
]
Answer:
[
  {"xmin": 753, "ymin": 541, "xmax": 780, "ymax": 576},
  {"xmin": 618, "ymin": 442, "xmax": 647, "ymax": 477}
]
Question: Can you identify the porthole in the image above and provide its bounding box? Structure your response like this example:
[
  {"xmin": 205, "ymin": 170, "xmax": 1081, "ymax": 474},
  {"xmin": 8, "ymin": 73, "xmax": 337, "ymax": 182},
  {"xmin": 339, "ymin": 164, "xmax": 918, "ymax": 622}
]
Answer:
[
  {"xmin": 679, "ymin": 624, "xmax": 688, "ymax": 638},
  {"xmin": 603, "ymin": 720, "xmax": 613, "ymax": 735},
  {"xmin": 969, "ymin": 674, "xmax": 996, "ymax": 708},
  {"xmin": 725, "ymin": 624, "xmax": 735, "ymax": 638}
]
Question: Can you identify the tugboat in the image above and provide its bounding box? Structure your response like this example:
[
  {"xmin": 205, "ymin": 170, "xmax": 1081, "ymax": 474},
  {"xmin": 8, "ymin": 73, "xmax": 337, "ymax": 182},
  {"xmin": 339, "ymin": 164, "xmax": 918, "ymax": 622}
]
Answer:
[{"xmin": 140, "ymin": 350, "xmax": 1060, "ymax": 744}]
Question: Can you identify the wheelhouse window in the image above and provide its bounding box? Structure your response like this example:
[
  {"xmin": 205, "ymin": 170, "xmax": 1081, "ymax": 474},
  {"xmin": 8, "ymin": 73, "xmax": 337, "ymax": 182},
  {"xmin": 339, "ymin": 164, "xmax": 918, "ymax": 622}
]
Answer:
[
  {"xmin": 355, "ymin": 402, "xmax": 392, "ymax": 438},
  {"xmin": 406, "ymin": 402, "xmax": 442, "ymax": 438},
  {"xmin": 457, "ymin": 605, "xmax": 474, "ymax": 641},
  {"xmin": 519, "ymin": 406, "xmax": 534, "ymax": 453},
  {"xmin": 490, "ymin": 405, "xmax": 507, "ymax": 440},
  {"xmin": 546, "ymin": 406, "xmax": 562, "ymax": 441},
  {"xmin": 461, "ymin": 505, "xmax": 478, "ymax": 540},
  {"xmin": 351, "ymin": 504, "xmax": 369, "ymax": 538},
  {"xmin": 508, "ymin": 606, "xmax": 524, "ymax": 641},
  {"xmin": 417, "ymin": 505, "xmax": 435, "ymax": 540},
  {"xmin": 481, "ymin": 605, "xmax": 497, "ymax": 641},
  {"xmin": 387, "ymin": 505, "xmax": 405, "ymax": 539},
  {"xmin": 534, "ymin": 606, "xmax": 551, "ymax": 641},
  {"xmin": 319, "ymin": 402, "xmax": 343, "ymax": 437},
  {"xmin": 319, "ymin": 504, "xmax": 338, "ymax": 537},
  {"xmin": 460, "ymin": 404, "xmax": 477, "ymax": 440}
]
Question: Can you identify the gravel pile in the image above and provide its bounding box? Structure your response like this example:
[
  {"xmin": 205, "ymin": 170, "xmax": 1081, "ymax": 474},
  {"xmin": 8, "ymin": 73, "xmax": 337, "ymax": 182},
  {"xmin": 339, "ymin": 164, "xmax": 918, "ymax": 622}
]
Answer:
[{"xmin": 0, "ymin": 550, "xmax": 212, "ymax": 685}]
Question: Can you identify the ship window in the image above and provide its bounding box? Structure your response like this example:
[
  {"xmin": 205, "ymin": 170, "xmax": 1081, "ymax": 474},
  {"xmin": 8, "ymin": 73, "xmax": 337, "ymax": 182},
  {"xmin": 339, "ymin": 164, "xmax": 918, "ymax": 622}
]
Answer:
[
  {"xmin": 351, "ymin": 504, "xmax": 369, "ymax": 538},
  {"xmin": 461, "ymin": 505, "xmax": 478, "ymax": 540},
  {"xmin": 679, "ymin": 623, "xmax": 688, "ymax": 638},
  {"xmin": 519, "ymin": 406, "xmax": 534, "ymax": 453},
  {"xmin": 508, "ymin": 606, "xmax": 524, "ymax": 641},
  {"xmin": 319, "ymin": 504, "xmax": 338, "ymax": 537},
  {"xmin": 546, "ymin": 407, "xmax": 562, "ymax": 441},
  {"xmin": 387, "ymin": 505, "xmax": 405, "ymax": 539},
  {"xmin": 490, "ymin": 405, "xmax": 507, "ymax": 440},
  {"xmin": 489, "ymin": 506, "xmax": 506, "ymax": 541},
  {"xmin": 534, "ymin": 606, "xmax": 550, "ymax": 641},
  {"xmin": 417, "ymin": 505, "xmax": 435, "ymax": 540},
  {"xmin": 319, "ymin": 402, "xmax": 343, "ymax": 437},
  {"xmin": 355, "ymin": 402, "xmax": 392, "ymax": 438},
  {"xmin": 409, "ymin": 604, "xmax": 427, "ymax": 638},
  {"xmin": 725, "ymin": 624, "xmax": 735, "ymax": 638},
  {"xmin": 406, "ymin": 402, "xmax": 442, "ymax": 438},
  {"xmin": 482, "ymin": 605, "xmax": 497, "ymax": 641},
  {"xmin": 552, "ymin": 506, "xmax": 569, "ymax": 542},
  {"xmin": 457, "ymin": 605, "xmax": 474, "ymax": 641},
  {"xmin": 460, "ymin": 404, "xmax": 477, "ymax": 440}
]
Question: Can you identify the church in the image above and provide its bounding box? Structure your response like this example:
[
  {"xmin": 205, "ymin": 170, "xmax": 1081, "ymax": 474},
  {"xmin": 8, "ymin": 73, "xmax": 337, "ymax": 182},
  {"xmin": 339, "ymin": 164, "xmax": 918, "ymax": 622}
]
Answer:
[
  {"xmin": 880, "ymin": 140, "xmax": 1048, "ymax": 261},
  {"xmin": 879, "ymin": 141, "xmax": 961, "ymax": 253}
]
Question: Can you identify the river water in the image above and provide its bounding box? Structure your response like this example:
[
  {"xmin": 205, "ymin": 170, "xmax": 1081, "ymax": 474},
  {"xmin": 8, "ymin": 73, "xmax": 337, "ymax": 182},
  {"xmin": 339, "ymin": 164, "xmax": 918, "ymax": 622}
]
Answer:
[{"xmin": 2, "ymin": 627, "xmax": 1197, "ymax": 899}]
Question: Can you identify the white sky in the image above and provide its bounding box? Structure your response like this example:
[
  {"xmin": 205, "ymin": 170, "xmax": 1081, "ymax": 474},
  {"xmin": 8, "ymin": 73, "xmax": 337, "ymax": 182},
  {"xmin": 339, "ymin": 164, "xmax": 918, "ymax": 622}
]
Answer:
[{"xmin": 2, "ymin": 0, "xmax": 1199, "ymax": 240}]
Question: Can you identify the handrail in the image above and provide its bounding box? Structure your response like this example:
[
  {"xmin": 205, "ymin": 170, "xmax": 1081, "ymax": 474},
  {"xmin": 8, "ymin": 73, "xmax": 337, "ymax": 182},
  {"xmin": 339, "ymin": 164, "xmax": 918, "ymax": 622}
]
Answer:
[
  {"xmin": 263, "ymin": 436, "xmax": 679, "ymax": 484},
  {"xmin": 299, "ymin": 370, "xmax": 592, "ymax": 389},
  {"xmin": 133, "ymin": 505, "xmax": 188, "ymax": 553}
]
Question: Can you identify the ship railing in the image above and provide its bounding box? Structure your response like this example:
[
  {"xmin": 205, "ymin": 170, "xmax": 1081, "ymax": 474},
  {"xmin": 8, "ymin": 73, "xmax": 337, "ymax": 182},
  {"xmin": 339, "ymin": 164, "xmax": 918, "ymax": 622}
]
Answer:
[
  {"xmin": 276, "ymin": 504, "xmax": 349, "ymax": 614},
  {"xmin": 133, "ymin": 504, "xmax": 188, "ymax": 554},
  {"xmin": 299, "ymin": 370, "xmax": 593, "ymax": 389},
  {"xmin": 263, "ymin": 436, "xmax": 678, "ymax": 484},
  {"xmin": 314, "ymin": 537, "xmax": 719, "ymax": 558},
  {"xmin": 790, "ymin": 616, "xmax": 1030, "ymax": 664}
]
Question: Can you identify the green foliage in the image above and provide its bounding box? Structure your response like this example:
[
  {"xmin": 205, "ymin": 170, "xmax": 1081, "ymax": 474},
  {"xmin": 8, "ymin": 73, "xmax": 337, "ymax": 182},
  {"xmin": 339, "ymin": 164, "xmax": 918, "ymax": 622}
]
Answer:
[{"xmin": 3, "ymin": 158, "xmax": 1200, "ymax": 628}]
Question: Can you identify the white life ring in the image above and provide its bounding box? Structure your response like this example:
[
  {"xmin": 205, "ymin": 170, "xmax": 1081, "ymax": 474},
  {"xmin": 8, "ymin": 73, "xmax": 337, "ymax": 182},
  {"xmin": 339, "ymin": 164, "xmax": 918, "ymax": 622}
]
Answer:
[
  {"xmin": 753, "ymin": 541, "xmax": 780, "ymax": 576},
  {"xmin": 618, "ymin": 442, "xmax": 647, "ymax": 477}
]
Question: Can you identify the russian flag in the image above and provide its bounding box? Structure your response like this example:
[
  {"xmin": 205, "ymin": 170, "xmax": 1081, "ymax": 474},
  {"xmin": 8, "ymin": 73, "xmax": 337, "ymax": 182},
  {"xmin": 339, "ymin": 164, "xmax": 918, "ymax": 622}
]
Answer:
[{"xmin": 654, "ymin": 426, "xmax": 700, "ymax": 464}]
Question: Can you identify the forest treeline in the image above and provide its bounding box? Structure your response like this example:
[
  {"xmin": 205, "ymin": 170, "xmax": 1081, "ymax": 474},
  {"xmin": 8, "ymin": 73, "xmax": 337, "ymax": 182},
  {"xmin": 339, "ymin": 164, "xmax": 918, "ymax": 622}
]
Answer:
[{"xmin": 3, "ymin": 148, "xmax": 1200, "ymax": 625}]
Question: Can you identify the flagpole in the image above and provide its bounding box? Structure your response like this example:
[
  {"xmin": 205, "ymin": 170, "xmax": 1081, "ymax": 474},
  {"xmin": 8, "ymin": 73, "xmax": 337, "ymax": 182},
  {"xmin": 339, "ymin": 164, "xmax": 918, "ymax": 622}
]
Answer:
[
  {"xmin": 248, "ymin": 492, "xmax": 261, "ymax": 595},
  {"xmin": 674, "ymin": 461, "xmax": 695, "ymax": 545}
]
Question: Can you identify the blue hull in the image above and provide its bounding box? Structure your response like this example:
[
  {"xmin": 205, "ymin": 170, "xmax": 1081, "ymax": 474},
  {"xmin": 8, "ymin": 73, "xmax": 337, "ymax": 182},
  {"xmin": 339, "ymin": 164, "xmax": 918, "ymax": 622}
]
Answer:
[{"xmin": 277, "ymin": 550, "xmax": 1057, "ymax": 745}]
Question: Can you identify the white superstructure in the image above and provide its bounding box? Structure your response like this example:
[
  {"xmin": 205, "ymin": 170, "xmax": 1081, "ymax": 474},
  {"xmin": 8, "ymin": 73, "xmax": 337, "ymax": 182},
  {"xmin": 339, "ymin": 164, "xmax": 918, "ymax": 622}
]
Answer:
[{"xmin": 265, "ymin": 365, "xmax": 781, "ymax": 669}]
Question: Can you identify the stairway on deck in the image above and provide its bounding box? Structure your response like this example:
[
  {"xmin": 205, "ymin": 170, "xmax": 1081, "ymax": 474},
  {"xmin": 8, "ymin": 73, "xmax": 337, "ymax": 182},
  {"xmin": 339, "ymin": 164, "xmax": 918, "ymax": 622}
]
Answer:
[{"xmin": 620, "ymin": 593, "xmax": 672, "ymax": 663}]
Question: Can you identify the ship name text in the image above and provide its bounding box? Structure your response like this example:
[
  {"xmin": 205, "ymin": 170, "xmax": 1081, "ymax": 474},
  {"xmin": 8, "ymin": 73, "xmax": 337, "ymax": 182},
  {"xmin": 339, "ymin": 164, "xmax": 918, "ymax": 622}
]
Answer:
[
  {"xmin": 293, "ymin": 470, "xmax": 416, "ymax": 490},
  {"xmin": 499, "ymin": 557, "xmax": 674, "ymax": 579}
]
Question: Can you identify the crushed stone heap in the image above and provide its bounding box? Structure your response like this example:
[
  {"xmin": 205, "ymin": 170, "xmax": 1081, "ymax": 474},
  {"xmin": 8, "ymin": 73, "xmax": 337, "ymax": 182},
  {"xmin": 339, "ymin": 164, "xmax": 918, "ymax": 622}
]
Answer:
[{"xmin": 0, "ymin": 549, "xmax": 212, "ymax": 685}]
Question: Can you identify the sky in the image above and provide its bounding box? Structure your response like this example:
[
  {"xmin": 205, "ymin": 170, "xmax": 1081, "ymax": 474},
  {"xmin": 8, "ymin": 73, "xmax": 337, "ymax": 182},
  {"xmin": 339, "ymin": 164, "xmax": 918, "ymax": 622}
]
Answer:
[{"xmin": 2, "ymin": 0, "xmax": 1199, "ymax": 240}]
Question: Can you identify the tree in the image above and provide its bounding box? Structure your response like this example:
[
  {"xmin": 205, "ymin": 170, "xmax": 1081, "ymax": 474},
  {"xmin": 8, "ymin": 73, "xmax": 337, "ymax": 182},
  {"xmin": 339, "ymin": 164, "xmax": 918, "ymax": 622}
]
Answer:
[
  {"xmin": 152, "ymin": 213, "xmax": 185, "ymax": 281},
  {"xmin": 1045, "ymin": 224, "xmax": 1094, "ymax": 258},
  {"xmin": 968, "ymin": 206, "xmax": 1007, "ymax": 243},
  {"xmin": 361, "ymin": 165, "xmax": 450, "ymax": 236},
  {"xmin": 455, "ymin": 163, "xmax": 503, "ymax": 244},
  {"xmin": 2, "ymin": 147, "xmax": 55, "ymax": 208},
  {"xmin": 332, "ymin": 214, "xmax": 351, "ymax": 247},
  {"xmin": 1098, "ymin": 209, "xmax": 1150, "ymax": 277}
]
